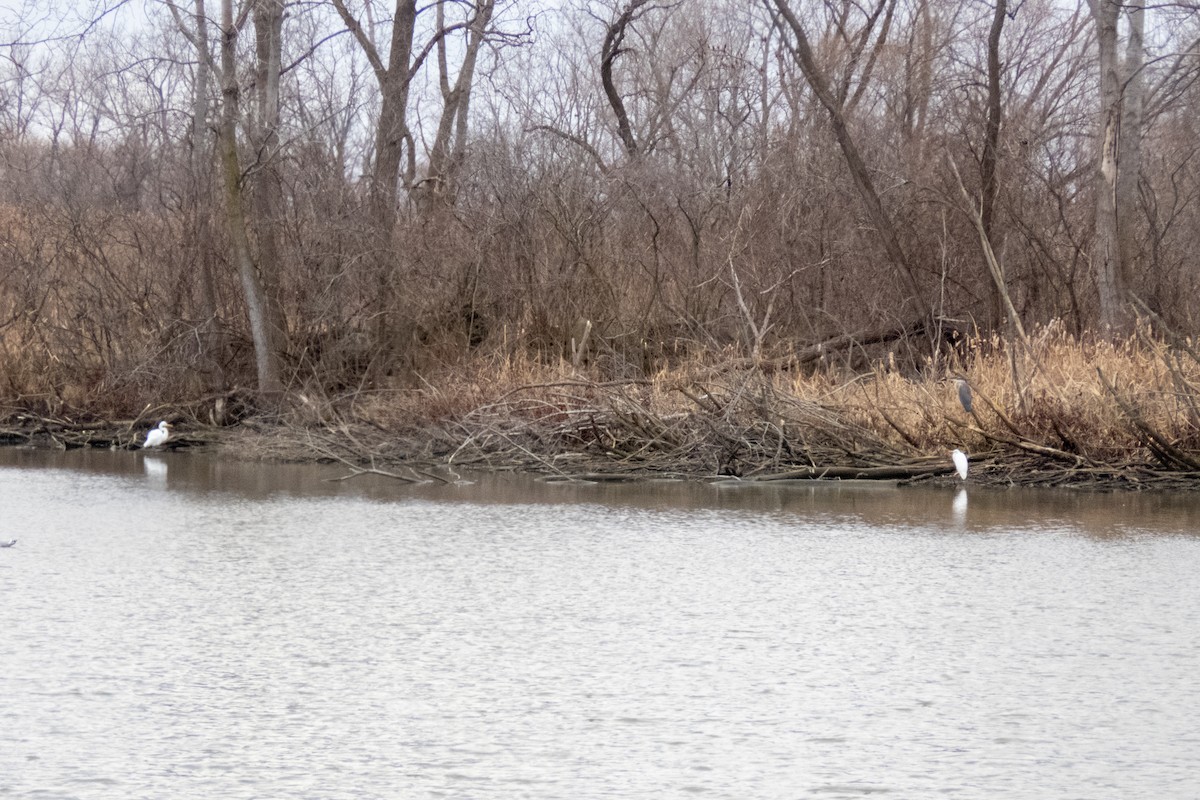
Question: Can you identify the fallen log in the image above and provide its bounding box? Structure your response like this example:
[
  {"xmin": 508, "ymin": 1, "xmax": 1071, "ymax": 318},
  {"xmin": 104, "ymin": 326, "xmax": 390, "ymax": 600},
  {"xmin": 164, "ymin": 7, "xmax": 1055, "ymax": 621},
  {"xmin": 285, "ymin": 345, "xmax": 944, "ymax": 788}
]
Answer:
[{"xmin": 750, "ymin": 463, "xmax": 952, "ymax": 481}]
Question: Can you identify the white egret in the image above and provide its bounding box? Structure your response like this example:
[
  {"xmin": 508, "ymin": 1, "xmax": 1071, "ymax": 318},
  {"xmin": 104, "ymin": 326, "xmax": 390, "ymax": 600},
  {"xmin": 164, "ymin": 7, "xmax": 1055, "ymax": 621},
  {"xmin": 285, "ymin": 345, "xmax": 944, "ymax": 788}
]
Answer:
[
  {"xmin": 951, "ymin": 448, "xmax": 969, "ymax": 481},
  {"xmin": 143, "ymin": 421, "xmax": 172, "ymax": 448},
  {"xmin": 0, "ymin": 539, "xmax": 15, "ymax": 548}
]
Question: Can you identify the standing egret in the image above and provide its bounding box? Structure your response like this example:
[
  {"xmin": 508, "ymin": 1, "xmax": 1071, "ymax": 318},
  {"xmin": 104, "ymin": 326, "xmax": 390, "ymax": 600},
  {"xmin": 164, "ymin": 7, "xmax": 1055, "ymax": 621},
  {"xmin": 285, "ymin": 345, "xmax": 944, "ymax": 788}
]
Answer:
[
  {"xmin": 951, "ymin": 448, "xmax": 969, "ymax": 481},
  {"xmin": 143, "ymin": 421, "xmax": 172, "ymax": 448},
  {"xmin": 952, "ymin": 376, "xmax": 973, "ymax": 414}
]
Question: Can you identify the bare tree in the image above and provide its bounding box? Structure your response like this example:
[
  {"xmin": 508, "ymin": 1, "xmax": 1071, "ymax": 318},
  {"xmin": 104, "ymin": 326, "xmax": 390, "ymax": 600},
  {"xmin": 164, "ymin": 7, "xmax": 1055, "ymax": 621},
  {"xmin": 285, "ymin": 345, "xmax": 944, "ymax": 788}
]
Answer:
[
  {"xmin": 331, "ymin": 0, "xmax": 418, "ymax": 226},
  {"xmin": 164, "ymin": 0, "xmax": 225, "ymax": 386},
  {"xmin": 1116, "ymin": 0, "xmax": 1144, "ymax": 304},
  {"xmin": 765, "ymin": 0, "xmax": 928, "ymax": 319},
  {"xmin": 249, "ymin": 0, "xmax": 289, "ymax": 348},
  {"xmin": 600, "ymin": 0, "xmax": 653, "ymax": 158},
  {"xmin": 10, "ymin": 0, "xmax": 1200, "ymax": 414},
  {"xmin": 1089, "ymin": 0, "xmax": 1145, "ymax": 334},
  {"xmin": 980, "ymin": 0, "xmax": 1007, "ymax": 327},
  {"xmin": 330, "ymin": 0, "xmax": 431, "ymax": 359},
  {"xmin": 422, "ymin": 0, "xmax": 496, "ymax": 205},
  {"xmin": 217, "ymin": 0, "xmax": 283, "ymax": 393}
]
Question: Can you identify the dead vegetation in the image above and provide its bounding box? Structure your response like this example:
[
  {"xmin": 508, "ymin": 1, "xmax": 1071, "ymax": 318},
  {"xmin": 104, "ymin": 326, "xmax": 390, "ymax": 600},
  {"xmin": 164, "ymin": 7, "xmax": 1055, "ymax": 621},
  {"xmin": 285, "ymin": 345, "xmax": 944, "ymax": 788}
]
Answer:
[
  {"xmin": 6, "ymin": 324, "xmax": 1200, "ymax": 491},
  {"xmin": 5, "ymin": 3, "xmax": 1200, "ymax": 494}
]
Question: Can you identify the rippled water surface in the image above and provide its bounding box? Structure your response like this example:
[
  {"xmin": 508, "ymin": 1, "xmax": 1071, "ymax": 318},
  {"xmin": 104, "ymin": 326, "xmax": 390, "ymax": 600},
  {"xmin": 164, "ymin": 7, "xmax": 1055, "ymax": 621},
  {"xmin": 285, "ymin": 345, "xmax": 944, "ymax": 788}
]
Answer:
[{"xmin": 2, "ymin": 447, "xmax": 1200, "ymax": 799}]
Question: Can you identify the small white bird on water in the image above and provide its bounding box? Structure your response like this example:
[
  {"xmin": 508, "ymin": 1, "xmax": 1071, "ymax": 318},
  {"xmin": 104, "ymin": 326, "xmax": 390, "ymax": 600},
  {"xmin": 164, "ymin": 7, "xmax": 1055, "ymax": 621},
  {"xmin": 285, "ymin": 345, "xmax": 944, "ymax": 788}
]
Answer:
[
  {"xmin": 0, "ymin": 539, "xmax": 16, "ymax": 548},
  {"xmin": 143, "ymin": 421, "xmax": 172, "ymax": 449},
  {"xmin": 951, "ymin": 448, "xmax": 969, "ymax": 481}
]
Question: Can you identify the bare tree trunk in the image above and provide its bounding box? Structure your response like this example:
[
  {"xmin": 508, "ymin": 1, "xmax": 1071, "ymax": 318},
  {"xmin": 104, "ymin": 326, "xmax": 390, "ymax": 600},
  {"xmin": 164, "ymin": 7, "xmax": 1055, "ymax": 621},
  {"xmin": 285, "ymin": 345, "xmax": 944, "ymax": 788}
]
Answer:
[
  {"xmin": 1089, "ymin": 0, "xmax": 1132, "ymax": 333},
  {"xmin": 332, "ymin": 0, "xmax": 418, "ymax": 359},
  {"xmin": 190, "ymin": 4, "xmax": 215, "ymax": 292},
  {"xmin": 901, "ymin": 0, "xmax": 933, "ymax": 154},
  {"xmin": 766, "ymin": 0, "xmax": 928, "ymax": 318},
  {"xmin": 167, "ymin": 0, "xmax": 225, "ymax": 386},
  {"xmin": 424, "ymin": 0, "xmax": 494, "ymax": 205},
  {"xmin": 251, "ymin": 0, "xmax": 289, "ymax": 349},
  {"xmin": 980, "ymin": 0, "xmax": 1006, "ymax": 329},
  {"xmin": 218, "ymin": 0, "xmax": 282, "ymax": 394},
  {"xmin": 344, "ymin": 0, "xmax": 418, "ymax": 226},
  {"xmin": 950, "ymin": 160, "xmax": 1027, "ymax": 346},
  {"xmin": 1116, "ymin": 0, "xmax": 1144, "ymax": 296},
  {"xmin": 601, "ymin": 0, "xmax": 651, "ymax": 158}
]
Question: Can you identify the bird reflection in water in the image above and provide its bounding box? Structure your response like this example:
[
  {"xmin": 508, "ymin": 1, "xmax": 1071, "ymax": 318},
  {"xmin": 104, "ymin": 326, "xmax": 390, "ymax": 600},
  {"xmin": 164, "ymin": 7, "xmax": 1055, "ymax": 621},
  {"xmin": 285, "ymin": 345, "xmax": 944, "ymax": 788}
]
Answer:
[
  {"xmin": 952, "ymin": 487, "xmax": 968, "ymax": 524},
  {"xmin": 143, "ymin": 456, "xmax": 168, "ymax": 485}
]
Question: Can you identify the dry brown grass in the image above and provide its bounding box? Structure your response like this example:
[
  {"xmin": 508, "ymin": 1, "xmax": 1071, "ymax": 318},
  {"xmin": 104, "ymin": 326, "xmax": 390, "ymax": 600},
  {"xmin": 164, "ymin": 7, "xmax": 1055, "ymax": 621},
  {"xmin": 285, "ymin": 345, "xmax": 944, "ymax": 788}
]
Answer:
[
  {"xmin": 781, "ymin": 322, "xmax": 1200, "ymax": 463},
  {"xmin": 6, "ymin": 323, "xmax": 1200, "ymax": 487},
  {"xmin": 338, "ymin": 322, "xmax": 1200, "ymax": 484},
  {"xmin": 868, "ymin": 325, "xmax": 1200, "ymax": 488}
]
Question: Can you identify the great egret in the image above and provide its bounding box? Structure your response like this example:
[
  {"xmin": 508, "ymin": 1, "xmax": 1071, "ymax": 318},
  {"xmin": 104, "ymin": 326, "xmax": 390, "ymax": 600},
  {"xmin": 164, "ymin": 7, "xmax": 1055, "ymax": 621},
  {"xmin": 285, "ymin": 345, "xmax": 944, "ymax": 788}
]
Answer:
[
  {"xmin": 953, "ymin": 376, "xmax": 973, "ymax": 414},
  {"xmin": 143, "ymin": 421, "xmax": 172, "ymax": 448},
  {"xmin": 951, "ymin": 448, "xmax": 969, "ymax": 481},
  {"xmin": 0, "ymin": 539, "xmax": 15, "ymax": 548}
]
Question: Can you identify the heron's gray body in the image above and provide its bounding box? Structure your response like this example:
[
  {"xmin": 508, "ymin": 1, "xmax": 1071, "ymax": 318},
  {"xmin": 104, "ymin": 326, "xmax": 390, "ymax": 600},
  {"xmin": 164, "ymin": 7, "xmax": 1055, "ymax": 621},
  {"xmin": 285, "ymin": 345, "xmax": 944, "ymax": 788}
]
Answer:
[{"xmin": 955, "ymin": 378, "xmax": 973, "ymax": 414}]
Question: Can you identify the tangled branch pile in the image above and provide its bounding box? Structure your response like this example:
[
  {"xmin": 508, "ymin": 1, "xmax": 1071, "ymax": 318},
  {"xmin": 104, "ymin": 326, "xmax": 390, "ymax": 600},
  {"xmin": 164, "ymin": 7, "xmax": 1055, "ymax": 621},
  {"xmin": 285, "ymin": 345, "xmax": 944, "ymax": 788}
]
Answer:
[
  {"xmin": 5, "ymin": 325, "xmax": 1200, "ymax": 491},
  {"xmin": 227, "ymin": 324, "xmax": 1200, "ymax": 490}
]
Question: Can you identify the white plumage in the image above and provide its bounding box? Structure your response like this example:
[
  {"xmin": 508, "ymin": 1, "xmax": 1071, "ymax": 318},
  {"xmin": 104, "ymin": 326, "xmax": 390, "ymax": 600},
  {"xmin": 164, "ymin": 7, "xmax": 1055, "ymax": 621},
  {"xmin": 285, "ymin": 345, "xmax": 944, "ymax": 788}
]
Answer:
[
  {"xmin": 951, "ymin": 448, "xmax": 968, "ymax": 481},
  {"xmin": 143, "ymin": 421, "xmax": 172, "ymax": 448}
]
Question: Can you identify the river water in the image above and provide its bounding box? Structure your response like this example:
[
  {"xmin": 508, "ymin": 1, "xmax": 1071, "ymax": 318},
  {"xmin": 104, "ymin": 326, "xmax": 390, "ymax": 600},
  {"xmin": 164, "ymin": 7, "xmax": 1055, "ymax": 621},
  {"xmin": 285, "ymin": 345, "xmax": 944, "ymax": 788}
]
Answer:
[{"xmin": 1, "ymin": 447, "xmax": 1199, "ymax": 799}]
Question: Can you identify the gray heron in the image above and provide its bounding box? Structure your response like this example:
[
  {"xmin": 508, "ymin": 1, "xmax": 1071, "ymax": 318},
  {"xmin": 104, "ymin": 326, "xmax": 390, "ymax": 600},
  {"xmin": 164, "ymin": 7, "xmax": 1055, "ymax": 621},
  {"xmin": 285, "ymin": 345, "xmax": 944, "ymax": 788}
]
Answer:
[{"xmin": 953, "ymin": 376, "xmax": 973, "ymax": 414}]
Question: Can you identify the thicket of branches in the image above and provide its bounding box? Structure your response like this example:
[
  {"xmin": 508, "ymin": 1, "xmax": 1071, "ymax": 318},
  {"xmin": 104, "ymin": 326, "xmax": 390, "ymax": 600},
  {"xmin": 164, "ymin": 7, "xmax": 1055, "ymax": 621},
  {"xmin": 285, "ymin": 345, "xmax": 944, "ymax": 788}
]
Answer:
[{"xmin": 2, "ymin": 0, "xmax": 1198, "ymax": 417}]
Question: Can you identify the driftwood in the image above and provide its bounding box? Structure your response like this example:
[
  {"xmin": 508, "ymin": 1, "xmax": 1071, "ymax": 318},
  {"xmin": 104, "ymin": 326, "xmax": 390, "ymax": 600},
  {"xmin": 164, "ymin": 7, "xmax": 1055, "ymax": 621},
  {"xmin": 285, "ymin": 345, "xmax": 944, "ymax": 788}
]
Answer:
[
  {"xmin": 788, "ymin": 319, "xmax": 931, "ymax": 367},
  {"xmin": 971, "ymin": 426, "xmax": 1087, "ymax": 466},
  {"xmin": 751, "ymin": 463, "xmax": 952, "ymax": 481},
  {"xmin": 1098, "ymin": 367, "xmax": 1200, "ymax": 471},
  {"xmin": 698, "ymin": 317, "xmax": 969, "ymax": 376},
  {"xmin": 542, "ymin": 472, "xmax": 666, "ymax": 483},
  {"xmin": 0, "ymin": 405, "xmax": 236, "ymax": 450},
  {"xmin": 5, "ymin": 373, "xmax": 1200, "ymax": 491},
  {"xmin": 0, "ymin": 428, "xmax": 31, "ymax": 444}
]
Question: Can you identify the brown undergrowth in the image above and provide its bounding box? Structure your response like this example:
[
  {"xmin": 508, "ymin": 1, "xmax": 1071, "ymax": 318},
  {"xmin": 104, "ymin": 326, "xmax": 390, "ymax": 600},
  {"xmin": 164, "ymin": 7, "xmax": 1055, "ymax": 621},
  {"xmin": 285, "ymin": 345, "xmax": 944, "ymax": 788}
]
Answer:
[{"xmin": 4, "ymin": 325, "xmax": 1200, "ymax": 490}]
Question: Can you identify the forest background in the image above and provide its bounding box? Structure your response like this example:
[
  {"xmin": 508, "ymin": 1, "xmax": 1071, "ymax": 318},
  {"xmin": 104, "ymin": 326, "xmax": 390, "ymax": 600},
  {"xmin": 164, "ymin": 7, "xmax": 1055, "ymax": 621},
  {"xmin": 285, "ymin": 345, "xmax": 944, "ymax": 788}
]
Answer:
[{"xmin": 2, "ymin": 0, "xmax": 1200, "ymax": 485}]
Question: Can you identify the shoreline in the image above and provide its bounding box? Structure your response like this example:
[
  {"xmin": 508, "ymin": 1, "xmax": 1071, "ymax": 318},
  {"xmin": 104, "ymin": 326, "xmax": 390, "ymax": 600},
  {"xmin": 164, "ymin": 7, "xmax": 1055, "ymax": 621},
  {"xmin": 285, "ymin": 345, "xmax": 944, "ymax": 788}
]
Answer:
[
  {"xmin": 6, "ymin": 331, "xmax": 1200, "ymax": 493},
  {"xmin": 4, "ymin": 407, "xmax": 1198, "ymax": 493}
]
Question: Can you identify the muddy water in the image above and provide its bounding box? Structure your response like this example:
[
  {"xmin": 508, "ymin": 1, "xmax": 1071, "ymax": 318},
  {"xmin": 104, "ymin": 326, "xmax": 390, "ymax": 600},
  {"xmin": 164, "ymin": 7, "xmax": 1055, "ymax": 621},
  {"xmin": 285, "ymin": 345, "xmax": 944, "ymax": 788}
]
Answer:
[{"xmin": 2, "ymin": 447, "xmax": 1199, "ymax": 799}]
